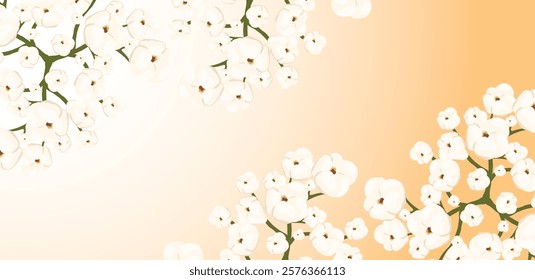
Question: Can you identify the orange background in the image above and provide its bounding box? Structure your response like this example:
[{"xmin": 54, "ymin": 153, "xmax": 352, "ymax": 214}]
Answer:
[{"xmin": 1, "ymin": 0, "xmax": 535, "ymax": 259}]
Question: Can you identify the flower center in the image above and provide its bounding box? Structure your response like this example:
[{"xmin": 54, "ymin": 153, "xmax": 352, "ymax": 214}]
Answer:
[
  {"xmin": 486, "ymin": 247, "xmax": 492, "ymax": 252},
  {"xmin": 35, "ymin": 159, "xmax": 41, "ymax": 164},
  {"xmin": 447, "ymin": 143, "xmax": 451, "ymax": 148},
  {"xmin": 426, "ymin": 227, "xmax": 433, "ymax": 234},
  {"xmin": 198, "ymin": 85, "xmax": 205, "ymax": 93},
  {"xmin": 378, "ymin": 197, "xmax": 384, "ymax": 204},
  {"xmin": 46, "ymin": 122, "xmax": 53, "ymax": 129},
  {"xmin": 330, "ymin": 167, "xmax": 337, "ymax": 175},
  {"xmin": 43, "ymin": 8, "xmax": 49, "ymax": 13},
  {"xmin": 0, "ymin": 150, "xmax": 3, "ymax": 157},
  {"xmin": 285, "ymin": 48, "xmax": 290, "ymax": 53},
  {"xmin": 323, "ymin": 233, "xmax": 329, "ymax": 239},
  {"xmin": 245, "ymin": 207, "xmax": 250, "ymax": 212},
  {"xmin": 151, "ymin": 55, "xmax": 158, "ymax": 63},
  {"xmin": 236, "ymin": 95, "xmax": 242, "ymax": 100},
  {"xmin": 293, "ymin": 160, "xmax": 299, "ymax": 165},
  {"xmin": 5, "ymin": 85, "xmax": 10, "ymax": 91},
  {"xmin": 525, "ymin": 169, "xmax": 530, "ymax": 175},
  {"xmin": 84, "ymin": 112, "xmax": 89, "ymax": 117},
  {"xmin": 494, "ymin": 96, "xmax": 500, "ymax": 101},
  {"xmin": 247, "ymin": 58, "xmax": 254, "ymax": 65},
  {"xmin": 140, "ymin": 19, "xmax": 146, "ymax": 25},
  {"xmin": 206, "ymin": 21, "xmax": 212, "ymax": 27},
  {"xmin": 91, "ymin": 80, "xmax": 96, "ymax": 86},
  {"xmin": 238, "ymin": 238, "xmax": 243, "ymax": 244},
  {"xmin": 281, "ymin": 195, "xmax": 288, "ymax": 202},
  {"xmin": 292, "ymin": 16, "xmax": 297, "ymax": 22},
  {"xmin": 389, "ymin": 235, "xmax": 395, "ymax": 240},
  {"xmin": 103, "ymin": 25, "xmax": 110, "ymax": 33},
  {"xmin": 482, "ymin": 131, "xmax": 490, "ymax": 138},
  {"xmin": 532, "ymin": 103, "xmax": 535, "ymax": 110}
]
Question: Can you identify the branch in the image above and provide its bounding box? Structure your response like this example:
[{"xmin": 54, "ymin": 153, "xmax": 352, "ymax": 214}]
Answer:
[
  {"xmin": 10, "ymin": 124, "xmax": 26, "ymax": 133},
  {"xmin": 467, "ymin": 155, "xmax": 484, "ymax": 170},
  {"xmin": 265, "ymin": 219, "xmax": 282, "ymax": 233},
  {"xmin": 406, "ymin": 198, "xmax": 419, "ymax": 212},
  {"xmin": 116, "ymin": 48, "xmax": 129, "ymax": 62},
  {"xmin": 308, "ymin": 192, "xmax": 324, "ymax": 200},
  {"xmin": 509, "ymin": 128, "xmax": 525, "ymax": 136}
]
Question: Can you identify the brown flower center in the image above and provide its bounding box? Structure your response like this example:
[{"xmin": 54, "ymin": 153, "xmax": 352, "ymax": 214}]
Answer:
[
  {"xmin": 247, "ymin": 58, "xmax": 254, "ymax": 65},
  {"xmin": 378, "ymin": 197, "xmax": 384, "ymax": 204},
  {"xmin": 426, "ymin": 227, "xmax": 433, "ymax": 234},
  {"xmin": 482, "ymin": 131, "xmax": 490, "ymax": 138},
  {"xmin": 43, "ymin": 8, "xmax": 49, "ymax": 13},
  {"xmin": 103, "ymin": 25, "xmax": 110, "ymax": 33},
  {"xmin": 198, "ymin": 85, "xmax": 205, "ymax": 93},
  {"xmin": 330, "ymin": 167, "xmax": 337, "ymax": 175},
  {"xmin": 46, "ymin": 122, "xmax": 53, "ymax": 129},
  {"xmin": 281, "ymin": 195, "xmax": 288, "ymax": 202},
  {"xmin": 151, "ymin": 56, "xmax": 158, "ymax": 63}
]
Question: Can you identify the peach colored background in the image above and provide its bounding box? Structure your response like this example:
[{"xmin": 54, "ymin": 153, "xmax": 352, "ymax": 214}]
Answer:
[{"xmin": 1, "ymin": 0, "xmax": 535, "ymax": 259}]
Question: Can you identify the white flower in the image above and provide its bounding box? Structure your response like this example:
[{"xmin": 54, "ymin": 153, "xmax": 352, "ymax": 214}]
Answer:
[
  {"xmin": 51, "ymin": 135, "xmax": 71, "ymax": 153},
  {"xmin": 9, "ymin": 96, "xmax": 31, "ymax": 117},
  {"xmin": 221, "ymin": 80, "xmax": 254, "ymax": 112},
  {"xmin": 22, "ymin": 144, "xmax": 52, "ymax": 170},
  {"xmin": 511, "ymin": 159, "xmax": 535, "ymax": 192},
  {"xmin": 130, "ymin": 40, "xmax": 169, "ymax": 78},
  {"xmin": 79, "ymin": 130, "xmax": 98, "ymax": 146},
  {"xmin": 45, "ymin": 69, "xmax": 68, "ymax": 92},
  {"xmin": 409, "ymin": 236, "xmax": 430, "ymax": 259},
  {"xmin": 213, "ymin": 32, "xmax": 231, "ymax": 53},
  {"xmin": 26, "ymin": 101, "xmax": 69, "ymax": 142},
  {"xmin": 516, "ymin": 214, "xmax": 535, "ymax": 255},
  {"xmin": 331, "ymin": 0, "xmax": 372, "ymax": 19},
  {"xmin": 28, "ymin": 28, "xmax": 37, "ymax": 39},
  {"xmin": 75, "ymin": 53, "xmax": 86, "ymax": 65},
  {"xmin": 75, "ymin": 68, "xmax": 104, "ymax": 100},
  {"xmin": 180, "ymin": 67, "xmax": 223, "ymax": 106},
  {"xmin": 407, "ymin": 204, "xmax": 451, "ymax": 250},
  {"xmin": 32, "ymin": 0, "xmax": 66, "ymax": 27},
  {"xmin": 0, "ymin": 70, "xmax": 24, "ymax": 101},
  {"xmin": 451, "ymin": 236, "xmax": 464, "ymax": 247},
  {"xmin": 0, "ymin": 129, "xmax": 23, "ymax": 170},
  {"xmin": 303, "ymin": 32, "xmax": 327, "ymax": 55},
  {"xmin": 276, "ymin": 4, "xmax": 308, "ymax": 37},
  {"xmin": 68, "ymin": 100, "xmax": 96, "ymax": 129},
  {"xmin": 373, "ymin": 219, "xmax": 409, "ymax": 251},
  {"xmin": 483, "ymin": 83, "xmax": 515, "ymax": 116},
  {"xmin": 437, "ymin": 132, "xmax": 468, "ymax": 160},
  {"xmin": 163, "ymin": 242, "xmax": 204, "ymax": 260},
  {"xmin": 333, "ymin": 244, "xmax": 362, "ymax": 260},
  {"xmin": 498, "ymin": 221, "xmax": 509, "ymax": 233},
  {"xmin": 268, "ymin": 36, "xmax": 299, "ymax": 64},
  {"xmin": 282, "ymin": 147, "xmax": 314, "ymax": 180},
  {"xmin": 19, "ymin": 46, "xmax": 40, "ymax": 68},
  {"xmin": 304, "ymin": 179, "xmax": 316, "ymax": 191},
  {"xmin": 292, "ymin": 229, "xmax": 305, "ymax": 241},
  {"xmin": 506, "ymin": 142, "xmax": 528, "ymax": 164},
  {"xmin": 227, "ymin": 223, "xmax": 259, "ymax": 256},
  {"xmin": 294, "ymin": 0, "xmax": 316, "ymax": 11},
  {"xmin": 304, "ymin": 206, "xmax": 327, "ymax": 228},
  {"xmin": 448, "ymin": 194, "xmax": 460, "ymax": 207},
  {"xmin": 496, "ymin": 192, "xmax": 517, "ymax": 214},
  {"xmin": 399, "ymin": 209, "xmax": 410, "ymax": 221},
  {"xmin": 469, "ymin": 233, "xmax": 503, "ymax": 260},
  {"xmin": 209, "ymin": 206, "xmax": 232, "ymax": 229},
  {"xmin": 437, "ymin": 107, "xmax": 460, "ymax": 130},
  {"xmin": 126, "ymin": 9, "xmax": 156, "ymax": 40},
  {"xmin": 345, "ymin": 218, "xmax": 368, "ymax": 240},
  {"xmin": 72, "ymin": 13, "xmax": 83, "ymax": 24},
  {"xmin": 236, "ymin": 196, "xmax": 267, "ymax": 224},
  {"xmin": 364, "ymin": 177, "xmax": 405, "ymax": 220},
  {"xmin": 464, "ymin": 107, "xmax": 487, "ymax": 126},
  {"xmin": 219, "ymin": 248, "xmax": 240, "ymax": 260},
  {"xmin": 13, "ymin": 1, "xmax": 33, "ymax": 23},
  {"xmin": 460, "ymin": 204, "xmax": 484, "ymax": 227},
  {"xmin": 106, "ymin": 1, "xmax": 126, "ymax": 18},
  {"xmin": 52, "ymin": 34, "xmax": 75, "ymax": 56},
  {"xmin": 310, "ymin": 223, "xmax": 344, "ymax": 256},
  {"xmin": 409, "ymin": 141, "xmax": 433, "ymax": 165},
  {"xmin": 276, "ymin": 66, "xmax": 299, "ymax": 89},
  {"xmin": 420, "ymin": 184, "xmax": 442, "ymax": 206},
  {"xmin": 101, "ymin": 97, "xmax": 119, "ymax": 117},
  {"xmin": 246, "ymin": 5, "xmax": 269, "ymax": 28},
  {"xmin": 84, "ymin": 10, "xmax": 127, "ymax": 55},
  {"xmin": 170, "ymin": 20, "xmax": 191, "ymax": 36},
  {"xmin": 263, "ymin": 170, "xmax": 287, "ymax": 190},
  {"xmin": 467, "ymin": 168, "xmax": 491, "ymax": 191},
  {"xmin": 514, "ymin": 89, "xmax": 535, "ymax": 132},
  {"xmin": 236, "ymin": 172, "xmax": 259, "ymax": 194},
  {"xmin": 444, "ymin": 239, "xmax": 472, "ymax": 260},
  {"xmin": 467, "ymin": 118, "xmax": 509, "ymax": 160},
  {"xmin": 501, "ymin": 238, "xmax": 521, "ymax": 260},
  {"xmin": 428, "ymin": 159, "xmax": 460, "ymax": 192},
  {"xmin": 494, "ymin": 165, "xmax": 506, "ymax": 177},
  {"xmin": 227, "ymin": 37, "xmax": 269, "ymax": 80},
  {"xmin": 266, "ymin": 232, "xmax": 289, "ymax": 255},
  {"xmin": 198, "ymin": 6, "xmax": 225, "ymax": 37},
  {"xmin": 312, "ymin": 153, "xmax": 358, "ymax": 198},
  {"xmin": 506, "ymin": 115, "xmax": 518, "ymax": 127},
  {"xmin": 266, "ymin": 182, "xmax": 308, "ymax": 223}
]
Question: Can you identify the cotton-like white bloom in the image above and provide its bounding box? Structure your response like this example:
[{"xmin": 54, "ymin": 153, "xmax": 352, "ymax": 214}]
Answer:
[
  {"xmin": 32, "ymin": 0, "xmax": 66, "ymax": 27},
  {"xmin": 126, "ymin": 9, "xmax": 156, "ymax": 40},
  {"xmin": 511, "ymin": 158, "xmax": 535, "ymax": 192},
  {"xmin": 333, "ymin": 243, "xmax": 362, "ymax": 260},
  {"xmin": 373, "ymin": 219, "xmax": 408, "ymax": 251},
  {"xmin": 312, "ymin": 153, "xmax": 358, "ymax": 198},
  {"xmin": 467, "ymin": 168, "xmax": 491, "ymax": 191},
  {"xmin": 304, "ymin": 206, "xmax": 327, "ymax": 228},
  {"xmin": 460, "ymin": 204, "xmax": 484, "ymax": 227},
  {"xmin": 130, "ymin": 40, "xmax": 169, "ymax": 78},
  {"xmin": 50, "ymin": 135, "xmax": 71, "ymax": 153},
  {"xmin": 266, "ymin": 232, "xmax": 289, "ymax": 255},
  {"xmin": 236, "ymin": 172, "xmax": 259, "ymax": 194},
  {"xmin": 79, "ymin": 130, "xmax": 98, "ymax": 146},
  {"xmin": 172, "ymin": 0, "xmax": 197, "ymax": 19},
  {"xmin": 444, "ymin": 238, "xmax": 472, "ymax": 260},
  {"xmin": 28, "ymin": 28, "xmax": 37, "ymax": 39},
  {"xmin": 236, "ymin": 196, "xmax": 267, "ymax": 224},
  {"xmin": 304, "ymin": 179, "xmax": 316, "ymax": 191},
  {"xmin": 437, "ymin": 107, "xmax": 460, "ymax": 130},
  {"xmin": 268, "ymin": 36, "xmax": 299, "ymax": 64},
  {"xmin": 494, "ymin": 165, "xmax": 506, "ymax": 177},
  {"xmin": 276, "ymin": 4, "xmax": 308, "ymax": 37},
  {"xmin": 331, "ymin": 0, "xmax": 372, "ymax": 19},
  {"xmin": 292, "ymin": 229, "xmax": 305, "ymax": 241},
  {"xmin": 310, "ymin": 223, "xmax": 344, "ymax": 256},
  {"xmin": 9, "ymin": 96, "xmax": 31, "ymax": 117},
  {"xmin": 514, "ymin": 89, "xmax": 535, "ymax": 132},
  {"xmin": 294, "ymin": 0, "xmax": 316, "ymax": 11},
  {"xmin": 13, "ymin": 1, "xmax": 33, "ymax": 23},
  {"xmin": 101, "ymin": 96, "xmax": 119, "ymax": 117},
  {"xmin": 506, "ymin": 115, "xmax": 518, "ymax": 127},
  {"xmin": 0, "ymin": 129, "xmax": 23, "ymax": 171},
  {"xmin": 68, "ymin": 100, "xmax": 96, "ymax": 129},
  {"xmin": 219, "ymin": 248, "xmax": 240, "ymax": 260},
  {"xmin": 516, "ymin": 214, "xmax": 535, "ymax": 255},
  {"xmin": 227, "ymin": 37, "xmax": 269, "ymax": 80},
  {"xmin": 199, "ymin": 6, "xmax": 225, "ymax": 37},
  {"xmin": 407, "ymin": 204, "xmax": 451, "ymax": 250},
  {"xmin": 420, "ymin": 184, "xmax": 442, "ymax": 206},
  {"xmin": 163, "ymin": 242, "xmax": 204, "ymax": 260},
  {"xmin": 227, "ymin": 223, "xmax": 259, "ymax": 256},
  {"xmin": 276, "ymin": 66, "xmax": 299, "ymax": 89},
  {"xmin": 506, "ymin": 142, "xmax": 528, "ymax": 165},
  {"xmin": 221, "ymin": 80, "xmax": 254, "ymax": 112},
  {"xmin": 469, "ymin": 233, "xmax": 503, "ymax": 260},
  {"xmin": 246, "ymin": 5, "xmax": 269, "ymax": 28},
  {"xmin": 180, "ymin": 67, "xmax": 223, "ymax": 106},
  {"xmin": 74, "ymin": 68, "xmax": 104, "ymax": 100},
  {"xmin": 399, "ymin": 209, "xmax": 410, "ymax": 221},
  {"xmin": 84, "ymin": 10, "xmax": 127, "ymax": 55},
  {"xmin": 209, "ymin": 206, "xmax": 232, "ymax": 229},
  {"xmin": 496, "ymin": 192, "xmax": 517, "ymax": 214},
  {"xmin": 345, "ymin": 218, "xmax": 368, "ymax": 240},
  {"xmin": 282, "ymin": 147, "xmax": 314, "ymax": 180},
  {"xmin": 437, "ymin": 132, "xmax": 468, "ymax": 160},
  {"xmin": 501, "ymin": 238, "xmax": 522, "ymax": 260},
  {"xmin": 447, "ymin": 194, "xmax": 460, "ymax": 207},
  {"xmin": 19, "ymin": 46, "xmax": 40, "ymax": 68},
  {"xmin": 106, "ymin": 1, "xmax": 126, "ymax": 18},
  {"xmin": 428, "ymin": 159, "xmax": 460, "ymax": 192},
  {"xmin": 26, "ymin": 101, "xmax": 69, "ymax": 142},
  {"xmin": 51, "ymin": 34, "xmax": 75, "ymax": 57},
  {"xmin": 364, "ymin": 177, "xmax": 405, "ymax": 220},
  {"xmin": 45, "ymin": 69, "xmax": 68, "ymax": 92},
  {"xmin": 266, "ymin": 182, "xmax": 308, "ymax": 223},
  {"xmin": 22, "ymin": 144, "xmax": 52, "ymax": 170},
  {"xmin": 263, "ymin": 170, "xmax": 287, "ymax": 190},
  {"xmin": 464, "ymin": 107, "xmax": 487, "ymax": 126},
  {"xmin": 170, "ymin": 20, "xmax": 191, "ymax": 36},
  {"xmin": 247, "ymin": 70, "xmax": 271, "ymax": 90},
  {"xmin": 213, "ymin": 32, "xmax": 231, "ymax": 53},
  {"xmin": 409, "ymin": 141, "xmax": 433, "ymax": 164},
  {"xmin": 303, "ymin": 32, "xmax": 327, "ymax": 55},
  {"xmin": 483, "ymin": 83, "xmax": 515, "ymax": 116},
  {"xmin": 408, "ymin": 236, "xmax": 430, "ymax": 259},
  {"xmin": 498, "ymin": 221, "xmax": 509, "ymax": 233},
  {"xmin": 466, "ymin": 118, "xmax": 509, "ymax": 160},
  {"xmin": 0, "ymin": 70, "xmax": 24, "ymax": 101}
]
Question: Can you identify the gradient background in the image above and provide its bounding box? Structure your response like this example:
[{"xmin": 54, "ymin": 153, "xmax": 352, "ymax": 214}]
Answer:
[{"xmin": 1, "ymin": 0, "xmax": 535, "ymax": 259}]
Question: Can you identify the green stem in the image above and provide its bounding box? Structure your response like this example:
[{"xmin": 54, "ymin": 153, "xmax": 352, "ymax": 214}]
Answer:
[
  {"xmin": 281, "ymin": 223, "xmax": 292, "ymax": 260},
  {"xmin": 2, "ymin": 45, "xmax": 24, "ymax": 56},
  {"xmin": 241, "ymin": 0, "xmax": 254, "ymax": 37},
  {"xmin": 211, "ymin": 60, "xmax": 228, "ymax": 68},
  {"xmin": 1, "ymin": 0, "xmax": 6, "ymax": 8},
  {"xmin": 245, "ymin": 256, "xmax": 251, "ymax": 260},
  {"xmin": 509, "ymin": 129, "xmax": 525, "ymax": 136},
  {"xmin": 49, "ymin": 90, "xmax": 68, "ymax": 105},
  {"xmin": 529, "ymin": 253, "xmax": 534, "ymax": 260},
  {"xmin": 10, "ymin": 124, "xmax": 26, "ymax": 133},
  {"xmin": 251, "ymin": 26, "xmax": 269, "ymax": 40},
  {"xmin": 116, "ymin": 48, "xmax": 129, "ymax": 62},
  {"xmin": 308, "ymin": 192, "xmax": 324, "ymax": 200},
  {"xmin": 406, "ymin": 198, "xmax": 419, "ymax": 212},
  {"xmin": 439, "ymin": 212, "xmax": 463, "ymax": 260},
  {"xmin": 265, "ymin": 220, "xmax": 282, "ymax": 233},
  {"xmin": 83, "ymin": 0, "xmax": 96, "ymax": 17},
  {"xmin": 513, "ymin": 204, "xmax": 533, "ymax": 215},
  {"xmin": 467, "ymin": 155, "xmax": 484, "ymax": 170}
]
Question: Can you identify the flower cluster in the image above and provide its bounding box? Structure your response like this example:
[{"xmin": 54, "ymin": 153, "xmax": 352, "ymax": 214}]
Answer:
[
  {"xmin": 366, "ymin": 83, "xmax": 535, "ymax": 260},
  {"xmin": 164, "ymin": 148, "xmax": 364, "ymax": 260},
  {"xmin": 0, "ymin": 0, "xmax": 167, "ymax": 171},
  {"xmin": 176, "ymin": 0, "xmax": 372, "ymax": 112}
]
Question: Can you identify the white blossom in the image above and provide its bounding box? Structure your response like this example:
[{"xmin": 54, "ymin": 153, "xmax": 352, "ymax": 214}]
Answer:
[
  {"xmin": 163, "ymin": 242, "xmax": 204, "ymax": 260},
  {"xmin": 467, "ymin": 168, "xmax": 490, "ymax": 191},
  {"xmin": 460, "ymin": 204, "xmax": 484, "ymax": 227},
  {"xmin": 227, "ymin": 223, "xmax": 259, "ymax": 256},
  {"xmin": 364, "ymin": 177, "xmax": 405, "ymax": 220},
  {"xmin": 209, "ymin": 206, "xmax": 232, "ymax": 229},
  {"xmin": 266, "ymin": 232, "xmax": 289, "ymax": 255},
  {"xmin": 310, "ymin": 223, "xmax": 344, "ymax": 256},
  {"xmin": 409, "ymin": 141, "xmax": 433, "ymax": 164},
  {"xmin": 483, "ymin": 83, "xmax": 515, "ymax": 116},
  {"xmin": 373, "ymin": 219, "xmax": 408, "ymax": 251},
  {"xmin": 437, "ymin": 107, "xmax": 460, "ymax": 130},
  {"xmin": 513, "ymin": 89, "xmax": 535, "ymax": 132},
  {"xmin": 345, "ymin": 218, "xmax": 368, "ymax": 240},
  {"xmin": 511, "ymin": 158, "xmax": 535, "ymax": 192},
  {"xmin": 312, "ymin": 152, "xmax": 358, "ymax": 197}
]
